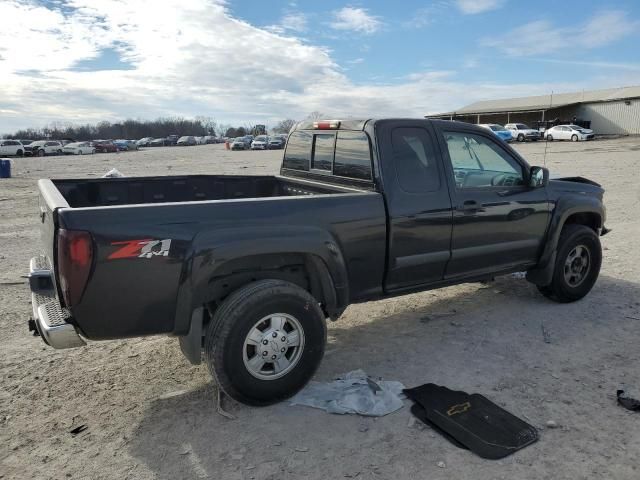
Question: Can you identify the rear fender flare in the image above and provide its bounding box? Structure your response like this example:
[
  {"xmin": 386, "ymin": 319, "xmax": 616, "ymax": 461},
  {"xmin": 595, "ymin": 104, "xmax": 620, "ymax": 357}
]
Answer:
[{"xmin": 173, "ymin": 225, "xmax": 349, "ymax": 335}]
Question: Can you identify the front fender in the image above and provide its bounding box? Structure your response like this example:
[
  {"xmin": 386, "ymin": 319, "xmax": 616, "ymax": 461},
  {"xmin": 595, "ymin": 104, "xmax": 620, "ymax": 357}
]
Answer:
[
  {"xmin": 526, "ymin": 193, "xmax": 604, "ymax": 285},
  {"xmin": 173, "ymin": 225, "xmax": 349, "ymax": 335}
]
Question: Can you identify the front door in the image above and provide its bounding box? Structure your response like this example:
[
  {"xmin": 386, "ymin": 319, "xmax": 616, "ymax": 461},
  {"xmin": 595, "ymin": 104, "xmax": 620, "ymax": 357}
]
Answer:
[
  {"xmin": 435, "ymin": 126, "xmax": 549, "ymax": 279},
  {"xmin": 381, "ymin": 121, "xmax": 454, "ymax": 291}
]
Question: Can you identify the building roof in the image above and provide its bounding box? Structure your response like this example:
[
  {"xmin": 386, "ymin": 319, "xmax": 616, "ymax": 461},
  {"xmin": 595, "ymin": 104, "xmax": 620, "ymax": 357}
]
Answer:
[{"xmin": 428, "ymin": 85, "xmax": 640, "ymax": 117}]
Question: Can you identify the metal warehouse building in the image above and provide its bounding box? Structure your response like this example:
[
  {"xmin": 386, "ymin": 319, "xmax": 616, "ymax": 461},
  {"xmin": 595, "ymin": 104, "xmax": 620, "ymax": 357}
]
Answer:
[{"xmin": 426, "ymin": 85, "xmax": 640, "ymax": 135}]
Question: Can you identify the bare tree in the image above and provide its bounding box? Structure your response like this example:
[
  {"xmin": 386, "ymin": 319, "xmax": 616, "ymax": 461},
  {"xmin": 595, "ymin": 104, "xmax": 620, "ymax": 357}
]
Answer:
[
  {"xmin": 272, "ymin": 119, "xmax": 296, "ymax": 134},
  {"xmin": 305, "ymin": 111, "xmax": 325, "ymax": 120}
]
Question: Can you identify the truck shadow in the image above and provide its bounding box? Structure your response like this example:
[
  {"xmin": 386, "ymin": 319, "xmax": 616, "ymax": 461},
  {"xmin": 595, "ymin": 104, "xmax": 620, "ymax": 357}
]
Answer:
[{"xmin": 128, "ymin": 274, "xmax": 640, "ymax": 479}]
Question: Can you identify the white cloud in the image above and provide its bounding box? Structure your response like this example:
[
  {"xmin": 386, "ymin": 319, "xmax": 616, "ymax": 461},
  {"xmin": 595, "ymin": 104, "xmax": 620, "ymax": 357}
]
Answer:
[
  {"xmin": 267, "ymin": 12, "xmax": 308, "ymax": 34},
  {"xmin": 0, "ymin": 0, "xmax": 638, "ymax": 133},
  {"xmin": 330, "ymin": 7, "xmax": 381, "ymax": 34},
  {"xmin": 483, "ymin": 11, "xmax": 638, "ymax": 55},
  {"xmin": 455, "ymin": 0, "xmax": 506, "ymax": 15}
]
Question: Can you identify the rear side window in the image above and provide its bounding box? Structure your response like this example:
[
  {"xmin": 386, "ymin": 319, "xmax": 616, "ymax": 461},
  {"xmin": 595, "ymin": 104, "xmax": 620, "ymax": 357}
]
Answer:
[
  {"xmin": 311, "ymin": 134, "xmax": 334, "ymax": 171},
  {"xmin": 283, "ymin": 131, "xmax": 312, "ymax": 170},
  {"xmin": 392, "ymin": 127, "xmax": 441, "ymax": 193},
  {"xmin": 334, "ymin": 132, "xmax": 372, "ymax": 180}
]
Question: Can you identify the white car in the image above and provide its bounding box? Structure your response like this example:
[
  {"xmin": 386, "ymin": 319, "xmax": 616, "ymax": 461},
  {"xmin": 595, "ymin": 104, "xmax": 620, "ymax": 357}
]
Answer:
[
  {"xmin": 504, "ymin": 123, "xmax": 540, "ymax": 142},
  {"xmin": 251, "ymin": 135, "xmax": 269, "ymax": 150},
  {"xmin": 62, "ymin": 142, "xmax": 96, "ymax": 155},
  {"xmin": 25, "ymin": 140, "xmax": 64, "ymax": 156},
  {"xmin": 0, "ymin": 139, "xmax": 28, "ymax": 156},
  {"xmin": 544, "ymin": 125, "xmax": 594, "ymax": 142}
]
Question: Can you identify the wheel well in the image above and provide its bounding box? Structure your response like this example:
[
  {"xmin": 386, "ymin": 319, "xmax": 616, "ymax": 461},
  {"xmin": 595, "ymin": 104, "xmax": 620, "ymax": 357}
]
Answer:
[
  {"xmin": 204, "ymin": 253, "xmax": 333, "ymax": 318},
  {"xmin": 563, "ymin": 212, "xmax": 601, "ymax": 232}
]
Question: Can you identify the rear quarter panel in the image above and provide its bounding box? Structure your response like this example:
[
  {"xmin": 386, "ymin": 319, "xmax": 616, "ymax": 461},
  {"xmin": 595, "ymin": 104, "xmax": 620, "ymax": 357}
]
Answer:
[{"xmin": 60, "ymin": 192, "xmax": 387, "ymax": 339}]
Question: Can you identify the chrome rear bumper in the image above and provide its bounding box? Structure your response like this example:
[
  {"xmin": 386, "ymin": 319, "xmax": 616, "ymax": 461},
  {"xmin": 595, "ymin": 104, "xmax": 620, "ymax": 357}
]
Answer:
[{"xmin": 29, "ymin": 256, "xmax": 85, "ymax": 349}]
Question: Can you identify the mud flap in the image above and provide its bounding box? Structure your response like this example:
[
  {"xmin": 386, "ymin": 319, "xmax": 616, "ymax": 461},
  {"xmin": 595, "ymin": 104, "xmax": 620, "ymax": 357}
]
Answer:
[{"xmin": 404, "ymin": 384, "xmax": 538, "ymax": 459}]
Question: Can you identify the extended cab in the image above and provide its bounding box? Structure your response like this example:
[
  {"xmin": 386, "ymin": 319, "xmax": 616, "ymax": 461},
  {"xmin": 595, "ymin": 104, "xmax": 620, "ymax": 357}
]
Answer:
[{"xmin": 29, "ymin": 119, "xmax": 608, "ymax": 405}]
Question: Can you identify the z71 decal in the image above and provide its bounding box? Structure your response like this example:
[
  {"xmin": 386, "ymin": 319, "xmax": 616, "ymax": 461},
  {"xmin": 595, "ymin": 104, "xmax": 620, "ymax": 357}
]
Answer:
[{"xmin": 108, "ymin": 239, "xmax": 172, "ymax": 260}]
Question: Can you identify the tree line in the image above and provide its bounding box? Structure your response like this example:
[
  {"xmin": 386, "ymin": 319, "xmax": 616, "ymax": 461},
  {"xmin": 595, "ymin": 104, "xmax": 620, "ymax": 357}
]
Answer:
[{"xmin": 3, "ymin": 116, "xmax": 302, "ymax": 141}]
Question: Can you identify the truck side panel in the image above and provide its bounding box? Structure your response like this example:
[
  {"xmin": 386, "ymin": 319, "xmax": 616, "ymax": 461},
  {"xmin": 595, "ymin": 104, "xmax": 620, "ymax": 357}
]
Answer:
[{"xmin": 59, "ymin": 192, "xmax": 386, "ymax": 339}]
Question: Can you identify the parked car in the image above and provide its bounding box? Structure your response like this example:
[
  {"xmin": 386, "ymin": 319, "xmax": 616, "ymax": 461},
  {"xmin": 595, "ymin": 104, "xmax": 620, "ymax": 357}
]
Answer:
[
  {"xmin": 251, "ymin": 135, "xmax": 269, "ymax": 150},
  {"xmin": 24, "ymin": 140, "xmax": 64, "ymax": 157},
  {"xmin": 92, "ymin": 140, "xmax": 118, "ymax": 153},
  {"xmin": 268, "ymin": 137, "xmax": 285, "ymax": 149},
  {"xmin": 505, "ymin": 123, "xmax": 540, "ymax": 142},
  {"xmin": 544, "ymin": 125, "xmax": 595, "ymax": 142},
  {"xmin": 29, "ymin": 118, "xmax": 608, "ymax": 406},
  {"xmin": 19, "ymin": 139, "xmax": 33, "ymax": 146},
  {"xmin": 177, "ymin": 136, "xmax": 197, "ymax": 146},
  {"xmin": 166, "ymin": 135, "xmax": 180, "ymax": 146},
  {"xmin": 0, "ymin": 139, "xmax": 27, "ymax": 156},
  {"xmin": 114, "ymin": 139, "xmax": 139, "ymax": 151},
  {"xmin": 62, "ymin": 142, "xmax": 95, "ymax": 155},
  {"xmin": 231, "ymin": 138, "xmax": 247, "ymax": 150},
  {"xmin": 478, "ymin": 124, "xmax": 514, "ymax": 142},
  {"xmin": 136, "ymin": 137, "xmax": 154, "ymax": 147},
  {"xmin": 150, "ymin": 138, "xmax": 168, "ymax": 147}
]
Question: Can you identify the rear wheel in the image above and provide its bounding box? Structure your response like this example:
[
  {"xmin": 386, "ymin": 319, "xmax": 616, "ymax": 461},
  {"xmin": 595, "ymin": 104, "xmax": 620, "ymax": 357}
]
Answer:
[
  {"xmin": 204, "ymin": 280, "xmax": 326, "ymax": 406},
  {"xmin": 537, "ymin": 224, "xmax": 601, "ymax": 303}
]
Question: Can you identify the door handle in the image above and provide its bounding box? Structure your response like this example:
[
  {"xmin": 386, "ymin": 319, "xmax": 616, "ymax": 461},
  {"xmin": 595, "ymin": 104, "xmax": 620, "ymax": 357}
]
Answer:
[{"xmin": 458, "ymin": 200, "xmax": 484, "ymax": 212}]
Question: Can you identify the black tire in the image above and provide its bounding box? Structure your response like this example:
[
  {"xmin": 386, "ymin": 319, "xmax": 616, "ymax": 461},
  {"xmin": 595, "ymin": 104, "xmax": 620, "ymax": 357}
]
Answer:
[
  {"xmin": 37, "ymin": 149, "xmax": 45, "ymax": 157},
  {"xmin": 204, "ymin": 279, "xmax": 327, "ymax": 406},
  {"xmin": 517, "ymin": 133, "xmax": 525, "ymax": 142},
  {"xmin": 538, "ymin": 224, "xmax": 601, "ymax": 303},
  {"xmin": 546, "ymin": 135, "xmax": 553, "ymax": 141},
  {"xmin": 571, "ymin": 134, "xmax": 579, "ymax": 142},
  {"xmin": 16, "ymin": 149, "xmax": 23, "ymax": 156}
]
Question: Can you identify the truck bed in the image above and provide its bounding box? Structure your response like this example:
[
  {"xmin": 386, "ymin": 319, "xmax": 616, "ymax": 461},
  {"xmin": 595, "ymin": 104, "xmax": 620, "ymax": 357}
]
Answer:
[{"xmin": 53, "ymin": 174, "xmax": 355, "ymax": 208}]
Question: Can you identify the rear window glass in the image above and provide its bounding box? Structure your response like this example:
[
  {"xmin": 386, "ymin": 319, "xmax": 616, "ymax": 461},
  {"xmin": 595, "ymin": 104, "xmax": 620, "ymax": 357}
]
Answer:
[
  {"xmin": 283, "ymin": 131, "xmax": 312, "ymax": 170},
  {"xmin": 311, "ymin": 134, "xmax": 334, "ymax": 171},
  {"xmin": 392, "ymin": 127, "xmax": 441, "ymax": 193},
  {"xmin": 334, "ymin": 132, "xmax": 372, "ymax": 180}
]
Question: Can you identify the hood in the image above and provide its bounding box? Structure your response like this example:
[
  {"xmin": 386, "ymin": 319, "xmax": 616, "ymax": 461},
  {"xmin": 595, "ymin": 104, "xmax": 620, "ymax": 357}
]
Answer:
[{"xmin": 549, "ymin": 175, "xmax": 604, "ymax": 199}]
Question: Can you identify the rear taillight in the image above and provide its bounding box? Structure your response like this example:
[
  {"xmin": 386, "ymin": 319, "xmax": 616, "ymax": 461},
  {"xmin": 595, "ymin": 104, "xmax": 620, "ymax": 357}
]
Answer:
[
  {"xmin": 313, "ymin": 120, "xmax": 340, "ymax": 130},
  {"xmin": 57, "ymin": 229, "xmax": 93, "ymax": 307}
]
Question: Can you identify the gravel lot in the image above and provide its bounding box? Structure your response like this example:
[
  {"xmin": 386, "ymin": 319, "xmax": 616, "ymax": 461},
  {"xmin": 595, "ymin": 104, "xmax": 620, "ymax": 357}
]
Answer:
[{"xmin": 1, "ymin": 139, "xmax": 640, "ymax": 480}]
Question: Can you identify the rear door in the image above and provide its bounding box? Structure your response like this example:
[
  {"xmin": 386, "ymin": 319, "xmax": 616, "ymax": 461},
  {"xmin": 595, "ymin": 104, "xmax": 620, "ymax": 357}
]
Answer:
[
  {"xmin": 378, "ymin": 120, "xmax": 454, "ymax": 291},
  {"xmin": 433, "ymin": 124, "xmax": 549, "ymax": 278}
]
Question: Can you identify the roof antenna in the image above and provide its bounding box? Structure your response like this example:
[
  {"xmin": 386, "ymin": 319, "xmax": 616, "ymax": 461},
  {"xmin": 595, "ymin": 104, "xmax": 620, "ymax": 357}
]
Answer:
[{"xmin": 542, "ymin": 90, "xmax": 553, "ymax": 168}]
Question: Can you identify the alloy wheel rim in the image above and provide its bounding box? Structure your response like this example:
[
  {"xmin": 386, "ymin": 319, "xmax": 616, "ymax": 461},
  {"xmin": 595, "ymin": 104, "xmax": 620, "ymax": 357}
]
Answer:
[
  {"xmin": 563, "ymin": 244, "xmax": 591, "ymax": 287},
  {"xmin": 242, "ymin": 313, "xmax": 305, "ymax": 380}
]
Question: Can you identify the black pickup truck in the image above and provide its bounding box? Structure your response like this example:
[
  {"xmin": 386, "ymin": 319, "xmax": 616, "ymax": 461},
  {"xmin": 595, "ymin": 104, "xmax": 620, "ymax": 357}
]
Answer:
[{"xmin": 29, "ymin": 118, "xmax": 608, "ymax": 405}]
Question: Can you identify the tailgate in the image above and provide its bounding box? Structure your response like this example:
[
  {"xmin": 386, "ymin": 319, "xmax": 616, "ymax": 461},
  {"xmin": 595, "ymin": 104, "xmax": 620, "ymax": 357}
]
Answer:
[{"xmin": 36, "ymin": 179, "xmax": 70, "ymax": 291}]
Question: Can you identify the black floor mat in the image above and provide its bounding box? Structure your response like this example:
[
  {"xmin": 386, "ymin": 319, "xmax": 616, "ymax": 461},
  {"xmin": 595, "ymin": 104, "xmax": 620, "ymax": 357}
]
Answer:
[{"xmin": 404, "ymin": 384, "xmax": 538, "ymax": 459}]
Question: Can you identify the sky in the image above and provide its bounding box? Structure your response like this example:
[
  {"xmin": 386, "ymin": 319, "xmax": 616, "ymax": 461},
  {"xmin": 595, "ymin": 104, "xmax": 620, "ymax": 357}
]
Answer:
[{"xmin": 1, "ymin": 0, "xmax": 640, "ymax": 132}]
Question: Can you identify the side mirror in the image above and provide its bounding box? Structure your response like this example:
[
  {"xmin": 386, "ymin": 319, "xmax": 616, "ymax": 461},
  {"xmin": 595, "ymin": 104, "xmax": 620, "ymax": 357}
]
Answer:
[{"xmin": 529, "ymin": 166, "xmax": 549, "ymax": 188}]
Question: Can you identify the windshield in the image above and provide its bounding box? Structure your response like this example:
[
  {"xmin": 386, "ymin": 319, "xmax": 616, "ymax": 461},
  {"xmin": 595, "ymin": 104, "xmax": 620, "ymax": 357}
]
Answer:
[
  {"xmin": 255, "ymin": 136, "xmax": 267, "ymax": 141},
  {"xmin": 516, "ymin": 124, "xmax": 529, "ymax": 129},
  {"xmin": 568, "ymin": 125, "xmax": 584, "ymax": 130}
]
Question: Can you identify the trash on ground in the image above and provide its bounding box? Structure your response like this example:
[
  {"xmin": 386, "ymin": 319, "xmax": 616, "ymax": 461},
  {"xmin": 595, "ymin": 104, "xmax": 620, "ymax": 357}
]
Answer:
[
  {"xmin": 69, "ymin": 424, "xmax": 88, "ymax": 436},
  {"xmin": 404, "ymin": 383, "xmax": 538, "ymax": 459},
  {"xmin": 102, "ymin": 168, "xmax": 125, "ymax": 178},
  {"xmin": 617, "ymin": 389, "xmax": 640, "ymax": 411},
  {"xmin": 290, "ymin": 369, "xmax": 405, "ymax": 417}
]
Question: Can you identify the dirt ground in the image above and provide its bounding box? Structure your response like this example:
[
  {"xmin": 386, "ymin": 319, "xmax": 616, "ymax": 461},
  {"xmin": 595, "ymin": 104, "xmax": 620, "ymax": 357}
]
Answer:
[{"xmin": 1, "ymin": 138, "xmax": 640, "ymax": 480}]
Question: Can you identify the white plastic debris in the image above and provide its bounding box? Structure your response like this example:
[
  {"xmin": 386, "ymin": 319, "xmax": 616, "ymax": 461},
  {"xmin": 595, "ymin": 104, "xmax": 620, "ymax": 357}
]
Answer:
[
  {"xmin": 290, "ymin": 369, "xmax": 405, "ymax": 417},
  {"xmin": 102, "ymin": 168, "xmax": 125, "ymax": 178}
]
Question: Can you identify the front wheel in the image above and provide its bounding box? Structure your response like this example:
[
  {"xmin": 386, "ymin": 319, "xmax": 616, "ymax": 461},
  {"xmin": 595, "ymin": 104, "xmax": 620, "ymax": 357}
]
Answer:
[
  {"xmin": 537, "ymin": 224, "xmax": 601, "ymax": 303},
  {"xmin": 37, "ymin": 149, "xmax": 45, "ymax": 157},
  {"xmin": 571, "ymin": 134, "xmax": 579, "ymax": 142},
  {"xmin": 546, "ymin": 135, "xmax": 554, "ymax": 141},
  {"xmin": 517, "ymin": 133, "xmax": 525, "ymax": 142},
  {"xmin": 205, "ymin": 280, "xmax": 326, "ymax": 406}
]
